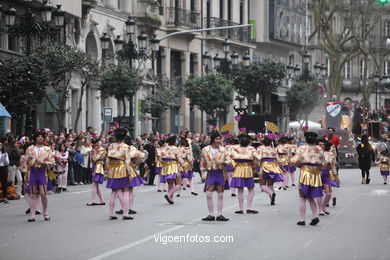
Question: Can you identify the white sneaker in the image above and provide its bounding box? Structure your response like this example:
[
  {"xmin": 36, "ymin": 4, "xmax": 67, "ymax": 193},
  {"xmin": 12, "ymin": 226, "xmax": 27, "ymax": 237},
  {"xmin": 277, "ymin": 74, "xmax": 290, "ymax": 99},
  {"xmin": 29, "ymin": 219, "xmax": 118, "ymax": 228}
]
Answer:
[{"xmin": 79, "ymin": 182, "xmax": 84, "ymax": 185}]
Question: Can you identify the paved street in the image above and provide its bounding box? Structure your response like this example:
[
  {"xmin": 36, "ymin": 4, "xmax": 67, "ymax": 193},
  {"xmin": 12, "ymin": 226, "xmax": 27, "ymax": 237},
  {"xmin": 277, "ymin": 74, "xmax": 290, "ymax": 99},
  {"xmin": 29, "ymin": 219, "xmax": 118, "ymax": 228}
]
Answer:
[{"xmin": 1, "ymin": 167, "xmax": 389, "ymax": 260}]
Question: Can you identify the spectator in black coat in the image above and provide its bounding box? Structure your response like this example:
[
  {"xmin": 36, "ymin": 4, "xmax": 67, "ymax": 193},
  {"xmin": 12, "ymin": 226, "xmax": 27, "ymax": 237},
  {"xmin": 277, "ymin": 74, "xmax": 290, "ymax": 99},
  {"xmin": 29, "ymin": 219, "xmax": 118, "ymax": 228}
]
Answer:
[{"xmin": 356, "ymin": 135, "xmax": 375, "ymax": 184}]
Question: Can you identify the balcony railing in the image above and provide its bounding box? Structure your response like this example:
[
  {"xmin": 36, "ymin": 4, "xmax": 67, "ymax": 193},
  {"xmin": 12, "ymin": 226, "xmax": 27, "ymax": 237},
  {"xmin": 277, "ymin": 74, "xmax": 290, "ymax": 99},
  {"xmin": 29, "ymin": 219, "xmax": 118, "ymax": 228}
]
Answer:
[
  {"xmin": 204, "ymin": 17, "xmax": 251, "ymax": 43},
  {"xmin": 166, "ymin": 7, "xmax": 201, "ymax": 29}
]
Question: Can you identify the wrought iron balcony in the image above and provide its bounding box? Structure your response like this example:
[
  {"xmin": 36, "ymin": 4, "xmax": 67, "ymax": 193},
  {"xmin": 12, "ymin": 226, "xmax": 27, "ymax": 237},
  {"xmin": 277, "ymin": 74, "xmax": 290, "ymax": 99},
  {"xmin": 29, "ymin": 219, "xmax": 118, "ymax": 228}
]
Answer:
[
  {"xmin": 204, "ymin": 17, "xmax": 251, "ymax": 43},
  {"xmin": 166, "ymin": 7, "xmax": 201, "ymax": 29}
]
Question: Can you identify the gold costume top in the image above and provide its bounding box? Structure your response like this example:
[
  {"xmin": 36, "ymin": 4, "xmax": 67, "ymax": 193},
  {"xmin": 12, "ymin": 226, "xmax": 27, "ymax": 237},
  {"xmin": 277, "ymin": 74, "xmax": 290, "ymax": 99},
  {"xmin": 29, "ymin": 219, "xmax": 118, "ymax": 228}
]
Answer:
[
  {"xmin": 92, "ymin": 147, "xmax": 107, "ymax": 175},
  {"xmin": 380, "ymin": 156, "xmax": 390, "ymax": 172},
  {"xmin": 160, "ymin": 145, "xmax": 183, "ymax": 176},
  {"xmin": 291, "ymin": 144, "xmax": 325, "ymax": 188},
  {"xmin": 155, "ymin": 147, "xmax": 163, "ymax": 168},
  {"xmin": 201, "ymin": 145, "xmax": 227, "ymax": 171},
  {"xmin": 256, "ymin": 146, "xmax": 283, "ymax": 174},
  {"xmin": 179, "ymin": 146, "xmax": 193, "ymax": 173},
  {"xmin": 277, "ymin": 144, "xmax": 291, "ymax": 166},
  {"xmin": 128, "ymin": 145, "xmax": 145, "ymax": 178},
  {"xmin": 229, "ymin": 146, "xmax": 258, "ymax": 178},
  {"xmin": 106, "ymin": 142, "xmax": 132, "ymax": 179},
  {"xmin": 26, "ymin": 145, "xmax": 55, "ymax": 169}
]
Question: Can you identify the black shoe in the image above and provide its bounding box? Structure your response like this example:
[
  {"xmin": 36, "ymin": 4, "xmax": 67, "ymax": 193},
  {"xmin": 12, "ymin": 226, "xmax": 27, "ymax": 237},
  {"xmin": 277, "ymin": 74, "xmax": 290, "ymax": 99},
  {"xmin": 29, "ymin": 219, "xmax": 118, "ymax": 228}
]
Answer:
[
  {"xmin": 326, "ymin": 204, "xmax": 329, "ymax": 207},
  {"xmin": 109, "ymin": 216, "xmax": 118, "ymax": 220},
  {"xmin": 231, "ymin": 193, "xmax": 236, "ymax": 197},
  {"xmin": 35, "ymin": 211, "xmax": 41, "ymax": 215},
  {"xmin": 122, "ymin": 216, "xmax": 134, "ymax": 220},
  {"xmin": 283, "ymin": 187, "xmax": 288, "ymax": 190},
  {"xmin": 216, "ymin": 215, "xmax": 229, "ymax": 221},
  {"xmin": 128, "ymin": 209, "xmax": 137, "ymax": 215},
  {"xmin": 183, "ymin": 188, "xmax": 186, "ymax": 191},
  {"xmin": 186, "ymin": 184, "xmax": 190, "ymax": 188},
  {"xmin": 247, "ymin": 210, "xmax": 259, "ymax": 214},
  {"xmin": 235, "ymin": 210, "xmax": 244, "ymax": 214},
  {"xmin": 310, "ymin": 217, "xmax": 320, "ymax": 226},
  {"xmin": 164, "ymin": 195, "xmax": 174, "ymax": 205},
  {"xmin": 319, "ymin": 213, "xmax": 325, "ymax": 216},
  {"xmin": 70, "ymin": 183, "xmax": 77, "ymax": 186},
  {"xmin": 324, "ymin": 211, "xmax": 330, "ymax": 215},
  {"xmin": 28, "ymin": 218, "xmax": 35, "ymax": 222},
  {"xmin": 44, "ymin": 215, "xmax": 50, "ymax": 221},
  {"xmin": 176, "ymin": 194, "xmax": 180, "ymax": 197},
  {"xmin": 25, "ymin": 208, "xmax": 30, "ymax": 214},
  {"xmin": 55, "ymin": 188, "xmax": 62, "ymax": 193},
  {"xmin": 157, "ymin": 189, "xmax": 162, "ymax": 192},
  {"xmin": 271, "ymin": 193, "xmax": 276, "ymax": 205},
  {"xmin": 366, "ymin": 178, "xmax": 370, "ymax": 184},
  {"xmin": 385, "ymin": 182, "xmax": 387, "ymax": 185},
  {"xmin": 191, "ymin": 192, "xmax": 198, "ymax": 196},
  {"xmin": 163, "ymin": 189, "xmax": 167, "ymax": 192},
  {"xmin": 62, "ymin": 188, "xmax": 67, "ymax": 192},
  {"xmin": 202, "ymin": 215, "xmax": 215, "ymax": 221},
  {"xmin": 115, "ymin": 209, "xmax": 124, "ymax": 215},
  {"xmin": 3, "ymin": 200, "xmax": 9, "ymax": 204},
  {"xmin": 292, "ymin": 184, "xmax": 296, "ymax": 186},
  {"xmin": 332, "ymin": 197, "xmax": 337, "ymax": 207},
  {"xmin": 278, "ymin": 187, "xmax": 282, "ymax": 190},
  {"xmin": 297, "ymin": 221, "xmax": 305, "ymax": 226},
  {"xmin": 285, "ymin": 186, "xmax": 289, "ymax": 188}
]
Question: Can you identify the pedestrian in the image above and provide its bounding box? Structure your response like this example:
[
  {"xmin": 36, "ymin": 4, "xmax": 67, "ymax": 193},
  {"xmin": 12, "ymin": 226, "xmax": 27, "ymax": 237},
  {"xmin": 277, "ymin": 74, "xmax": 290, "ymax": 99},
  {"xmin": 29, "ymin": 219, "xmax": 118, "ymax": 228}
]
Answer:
[
  {"xmin": 160, "ymin": 135, "xmax": 183, "ymax": 205},
  {"xmin": 201, "ymin": 131, "xmax": 229, "ymax": 221},
  {"xmin": 7, "ymin": 140, "xmax": 22, "ymax": 198},
  {"xmin": 87, "ymin": 140, "xmax": 106, "ymax": 206},
  {"xmin": 144, "ymin": 137, "xmax": 157, "ymax": 186},
  {"xmin": 66, "ymin": 138, "xmax": 77, "ymax": 186},
  {"xmin": 229, "ymin": 134, "xmax": 258, "ymax": 214},
  {"xmin": 55, "ymin": 143, "xmax": 69, "ymax": 192},
  {"xmin": 25, "ymin": 131, "xmax": 55, "ymax": 222},
  {"xmin": 74, "ymin": 145, "xmax": 84, "ymax": 184},
  {"xmin": 356, "ymin": 135, "xmax": 375, "ymax": 184},
  {"xmin": 0, "ymin": 140, "xmax": 10, "ymax": 203},
  {"xmin": 191, "ymin": 136, "xmax": 202, "ymax": 180},
  {"xmin": 106, "ymin": 128, "xmax": 132, "ymax": 220},
  {"xmin": 256, "ymin": 137, "xmax": 284, "ymax": 205},
  {"xmin": 81, "ymin": 139, "xmax": 92, "ymax": 184},
  {"xmin": 378, "ymin": 149, "xmax": 389, "ymax": 185}
]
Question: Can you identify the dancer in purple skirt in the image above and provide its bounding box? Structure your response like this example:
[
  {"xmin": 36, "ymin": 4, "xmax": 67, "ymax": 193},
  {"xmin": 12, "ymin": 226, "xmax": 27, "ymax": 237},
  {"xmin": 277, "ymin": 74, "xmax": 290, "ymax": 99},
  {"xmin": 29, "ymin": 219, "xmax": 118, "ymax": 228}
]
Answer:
[
  {"xmin": 225, "ymin": 137, "xmax": 238, "ymax": 197},
  {"xmin": 277, "ymin": 137, "xmax": 290, "ymax": 190},
  {"xmin": 229, "ymin": 135, "xmax": 258, "ymax": 214},
  {"xmin": 87, "ymin": 140, "xmax": 106, "ymax": 206},
  {"xmin": 156, "ymin": 140, "xmax": 166, "ymax": 192},
  {"xmin": 179, "ymin": 138, "xmax": 197, "ymax": 196},
  {"xmin": 291, "ymin": 132, "xmax": 324, "ymax": 226},
  {"xmin": 318, "ymin": 140, "xmax": 339, "ymax": 215},
  {"xmin": 201, "ymin": 131, "xmax": 229, "ymax": 221},
  {"xmin": 378, "ymin": 150, "xmax": 389, "ymax": 185},
  {"xmin": 287, "ymin": 137, "xmax": 297, "ymax": 186},
  {"xmin": 25, "ymin": 132, "xmax": 55, "ymax": 222},
  {"xmin": 106, "ymin": 128, "xmax": 133, "ymax": 220},
  {"xmin": 256, "ymin": 137, "xmax": 284, "ymax": 205}
]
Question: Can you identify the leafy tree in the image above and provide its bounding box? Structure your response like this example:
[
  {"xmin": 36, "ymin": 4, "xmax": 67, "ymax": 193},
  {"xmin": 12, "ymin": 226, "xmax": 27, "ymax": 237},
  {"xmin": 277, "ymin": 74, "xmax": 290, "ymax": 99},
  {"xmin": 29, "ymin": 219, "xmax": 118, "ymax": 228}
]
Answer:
[
  {"xmin": 0, "ymin": 55, "xmax": 49, "ymax": 134},
  {"xmin": 286, "ymin": 81, "xmax": 321, "ymax": 125},
  {"xmin": 184, "ymin": 72, "xmax": 234, "ymax": 126},
  {"xmin": 141, "ymin": 76, "xmax": 182, "ymax": 130},
  {"xmin": 32, "ymin": 42, "xmax": 100, "ymax": 132},
  {"xmin": 231, "ymin": 58, "xmax": 286, "ymax": 108},
  {"xmin": 100, "ymin": 63, "xmax": 143, "ymax": 118}
]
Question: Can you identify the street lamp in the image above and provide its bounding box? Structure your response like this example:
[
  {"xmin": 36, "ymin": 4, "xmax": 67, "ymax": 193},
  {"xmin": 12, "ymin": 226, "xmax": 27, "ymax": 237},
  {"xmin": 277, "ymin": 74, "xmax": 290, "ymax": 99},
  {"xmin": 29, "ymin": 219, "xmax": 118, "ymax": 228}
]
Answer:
[
  {"xmin": 4, "ymin": 6, "xmax": 16, "ymax": 26},
  {"xmin": 52, "ymin": 5, "xmax": 66, "ymax": 27},
  {"xmin": 231, "ymin": 52, "xmax": 239, "ymax": 65},
  {"xmin": 150, "ymin": 34, "xmax": 160, "ymax": 52},
  {"xmin": 114, "ymin": 35, "xmax": 124, "ymax": 52},
  {"xmin": 320, "ymin": 64, "xmax": 327, "ymax": 77},
  {"xmin": 203, "ymin": 51, "xmax": 211, "ymax": 72},
  {"xmin": 303, "ymin": 52, "xmax": 311, "ymax": 66},
  {"xmin": 40, "ymin": 1, "xmax": 53, "ymax": 23},
  {"xmin": 223, "ymin": 38, "xmax": 230, "ymax": 57},
  {"xmin": 294, "ymin": 64, "xmax": 301, "ymax": 76},
  {"xmin": 243, "ymin": 51, "xmax": 251, "ymax": 67},
  {"xmin": 125, "ymin": 17, "xmax": 136, "ymax": 35},
  {"xmin": 213, "ymin": 53, "xmax": 221, "ymax": 69},
  {"xmin": 137, "ymin": 31, "xmax": 148, "ymax": 51},
  {"xmin": 100, "ymin": 33, "xmax": 110, "ymax": 51},
  {"xmin": 374, "ymin": 73, "xmax": 380, "ymax": 110},
  {"xmin": 314, "ymin": 62, "xmax": 321, "ymax": 75}
]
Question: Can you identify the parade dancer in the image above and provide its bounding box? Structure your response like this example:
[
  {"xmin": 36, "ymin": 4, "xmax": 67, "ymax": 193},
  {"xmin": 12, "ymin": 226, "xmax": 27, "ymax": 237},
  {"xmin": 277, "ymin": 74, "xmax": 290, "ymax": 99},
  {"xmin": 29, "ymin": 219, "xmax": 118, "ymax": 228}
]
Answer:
[
  {"xmin": 106, "ymin": 128, "xmax": 133, "ymax": 220},
  {"xmin": 179, "ymin": 138, "xmax": 198, "ymax": 196},
  {"xmin": 201, "ymin": 131, "xmax": 229, "ymax": 221},
  {"xmin": 277, "ymin": 137, "xmax": 290, "ymax": 190},
  {"xmin": 356, "ymin": 135, "xmax": 375, "ymax": 184},
  {"xmin": 87, "ymin": 141, "xmax": 106, "ymax": 206},
  {"xmin": 156, "ymin": 140, "xmax": 167, "ymax": 192},
  {"xmin": 256, "ymin": 137, "xmax": 284, "ymax": 205},
  {"xmin": 378, "ymin": 150, "xmax": 389, "ymax": 185},
  {"xmin": 25, "ymin": 132, "xmax": 55, "ymax": 222},
  {"xmin": 225, "ymin": 137, "xmax": 237, "ymax": 197},
  {"xmin": 160, "ymin": 135, "xmax": 183, "ymax": 205},
  {"xmin": 318, "ymin": 140, "xmax": 339, "ymax": 215},
  {"xmin": 229, "ymin": 135, "xmax": 258, "ymax": 214},
  {"xmin": 291, "ymin": 132, "xmax": 324, "ymax": 226},
  {"xmin": 287, "ymin": 137, "xmax": 297, "ymax": 186}
]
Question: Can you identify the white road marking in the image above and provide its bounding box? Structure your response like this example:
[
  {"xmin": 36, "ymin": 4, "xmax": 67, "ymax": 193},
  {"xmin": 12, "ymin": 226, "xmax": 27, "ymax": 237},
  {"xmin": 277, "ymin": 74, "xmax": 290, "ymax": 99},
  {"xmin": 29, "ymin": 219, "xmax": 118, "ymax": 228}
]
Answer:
[
  {"xmin": 88, "ymin": 203, "xmax": 238, "ymax": 260},
  {"xmin": 369, "ymin": 189, "xmax": 389, "ymax": 196},
  {"xmin": 301, "ymin": 239, "xmax": 313, "ymax": 249}
]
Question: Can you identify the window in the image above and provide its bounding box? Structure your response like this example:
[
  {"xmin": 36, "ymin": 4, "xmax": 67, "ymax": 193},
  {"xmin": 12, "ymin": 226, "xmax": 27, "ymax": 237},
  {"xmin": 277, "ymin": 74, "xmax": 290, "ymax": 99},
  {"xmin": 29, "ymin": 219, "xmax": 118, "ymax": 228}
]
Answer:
[
  {"xmin": 385, "ymin": 20, "xmax": 390, "ymax": 37},
  {"xmin": 227, "ymin": 0, "xmax": 232, "ymax": 21},
  {"xmin": 240, "ymin": 0, "xmax": 244, "ymax": 24},
  {"xmin": 360, "ymin": 59, "xmax": 365, "ymax": 79},
  {"xmin": 220, "ymin": 0, "xmax": 224, "ymax": 19},
  {"xmin": 343, "ymin": 60, "xmax": 351, "ymax": 79},
  {"xmin": 383, "ymin": 61, "xmax": 390, "ymax": 76},
  {"xmin": 326, "ymin": 58, "xmax": 330, "ymax": 77}
]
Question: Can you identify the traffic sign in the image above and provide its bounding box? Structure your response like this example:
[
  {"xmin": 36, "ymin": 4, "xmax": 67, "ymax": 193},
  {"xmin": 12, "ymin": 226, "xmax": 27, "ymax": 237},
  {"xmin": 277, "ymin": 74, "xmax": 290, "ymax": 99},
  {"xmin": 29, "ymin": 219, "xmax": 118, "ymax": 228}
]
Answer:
[{"xmin": 103, "ymin": 107, "xmax": 113, "ymax": 122}]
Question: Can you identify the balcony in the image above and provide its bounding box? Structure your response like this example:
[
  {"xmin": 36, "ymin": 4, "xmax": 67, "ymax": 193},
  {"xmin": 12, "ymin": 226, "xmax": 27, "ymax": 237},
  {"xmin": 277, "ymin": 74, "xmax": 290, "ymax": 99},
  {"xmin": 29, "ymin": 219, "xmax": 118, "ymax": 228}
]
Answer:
[
  {"xmin": 204, "ymin": 17, "xmax": 251, "ymax": 43},
  {"xmin": 166, "ymin": 7, "xmax": 201, "ymax": 29}
]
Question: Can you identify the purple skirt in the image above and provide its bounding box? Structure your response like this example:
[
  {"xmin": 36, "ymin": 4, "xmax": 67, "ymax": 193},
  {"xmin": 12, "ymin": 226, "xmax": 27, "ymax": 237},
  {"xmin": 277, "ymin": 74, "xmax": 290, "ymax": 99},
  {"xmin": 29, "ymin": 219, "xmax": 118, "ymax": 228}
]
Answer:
[
  {"xmin": 300, "ymin": 184, "xmax": 323, "ymax": 198},
  {"xmin": 224, "ymin": 165, "xmax": 234, "ymax": 172},
  {"xmin": 204, "ymin": 170, "xmax": 229, "ymax": 192},
  {"xmin": 29, "ymin": 167, "xmax": 47, "ymax": 186},
  {"xmin": 129, "ymin": 176, "xmax": 143, "ymax": 187},
  {"xmin": 93, "ymin": 173, "xmax": 105, "ymax": 184},
  {"xmin": 155, "ymin": 167, "xmax": 162, "ymax": 174},
  {"xmin": 106, "ymin": 177, "xmax": 130, "ymax": 189},
  {"xmin": 287, "ymin": 165, "xmax": 296, "ymax": 172},
  {"xmin": 321, "ymin": 170, "xmax": 337, "ymax": 187},
  {"xmin": 263, "ymin": 172, "xmax": 284, "ymax": 182},
  {"xmin": 160, "ymin": 174, "xmax": 177, "ymax": 183},
  {"xmin": 181, "ymin": 171, "xmax": 194, "ymax": 178},
  {"xmin": 47, "ymin": 179, "xmax": 54, "ymax": 191},
  {"xmin": 230, "ymin": 177, "xmax": 255, "ymax": 188},
  {"xmin": 381, "ymin": 171, "xmax": 389, "ymax": 176}
]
